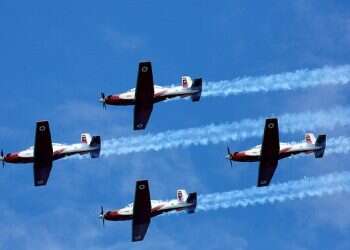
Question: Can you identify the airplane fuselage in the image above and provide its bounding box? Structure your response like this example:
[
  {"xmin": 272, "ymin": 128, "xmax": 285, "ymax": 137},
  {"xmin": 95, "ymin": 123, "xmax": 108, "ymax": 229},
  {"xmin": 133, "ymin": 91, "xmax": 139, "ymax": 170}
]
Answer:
[
  {"xmin": 102, "ymin": 85, "xmax": 200, "ymax": 106},
  {"xmin": 231, "ymin": 142, "xmax": 321, "ymax": 162},
  {"xmin": 2, "ymin": 143, "xmax": 99, "ymax": 164},
  {"xmin": 103, "ymin": 199, "xmax": 194, "ymax": 222}
]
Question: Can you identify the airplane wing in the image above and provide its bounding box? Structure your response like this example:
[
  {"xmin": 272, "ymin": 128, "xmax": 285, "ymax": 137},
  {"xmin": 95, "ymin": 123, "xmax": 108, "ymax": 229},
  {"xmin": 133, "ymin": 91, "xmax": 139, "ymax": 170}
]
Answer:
[
  {"xmin": 33, "ymin": 121, "xmax": 53, "ymax": 186},
  {"xmin": 132, "ymin": 180, "xmax": 152, "ymax": 242},
  {"xmin": 133, "ymin": 62, "xmax": 154, "ymax": 130},
  {"xmin": 257, "ymin": 118, "xmax": 280, "ymax": 187}
]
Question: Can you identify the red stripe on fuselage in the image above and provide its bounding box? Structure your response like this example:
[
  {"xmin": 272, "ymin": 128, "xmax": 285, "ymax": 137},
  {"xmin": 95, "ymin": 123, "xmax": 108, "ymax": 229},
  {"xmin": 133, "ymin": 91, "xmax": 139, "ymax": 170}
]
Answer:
[
  {"xmin": 4, "ymin": 153, "xmax": 33, "ymax": 164},
  {"xmin": 4, "ymin": 149, "xmax": 81, "ymax": 164},
  {"xmin": 103, "ymin": 204, "xmax": 186, "ymax": 222},
  {"xmin": 232, "ymin": 148, "xmax": 315, "ymax": 162}
]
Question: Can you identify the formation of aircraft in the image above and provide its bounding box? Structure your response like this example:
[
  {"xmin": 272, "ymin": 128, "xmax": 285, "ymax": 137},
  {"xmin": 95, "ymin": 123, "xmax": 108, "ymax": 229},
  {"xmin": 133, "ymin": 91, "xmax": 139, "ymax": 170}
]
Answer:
[
  {"xmin": 1, "ymin": 61, "xmax": 330, "ymax": 242},
  {"xmin": 226, "ymin": 118, "xmax": 326, "ymax": 187},
  {"xmin": 99, "ymin": 61, "xmax": 202, "ymax": 130},
  {"xmin": 99, "ymin": 180, "xmax": 197, "ymax": 241},
  {"xmin": 0, "ymin": 121, "xmax": 101, "ymax": 186}
]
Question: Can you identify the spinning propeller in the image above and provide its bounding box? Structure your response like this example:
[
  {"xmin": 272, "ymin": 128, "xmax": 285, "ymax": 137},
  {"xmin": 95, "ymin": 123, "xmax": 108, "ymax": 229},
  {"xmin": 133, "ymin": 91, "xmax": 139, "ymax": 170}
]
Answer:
[
  {"xmin": 226, "ymin": 146, "xmax": 233, "ymax": 167},
  {"xmin": 99, "ymin": 206, "xmax": 105, "ymax": 227},
  {"xmin": 0, "ymin": 149, "xmax": 4, "ymax": 168},
  {"xmin": 100, "ymin": 93, "xmax": 107, "ymax": 110}
]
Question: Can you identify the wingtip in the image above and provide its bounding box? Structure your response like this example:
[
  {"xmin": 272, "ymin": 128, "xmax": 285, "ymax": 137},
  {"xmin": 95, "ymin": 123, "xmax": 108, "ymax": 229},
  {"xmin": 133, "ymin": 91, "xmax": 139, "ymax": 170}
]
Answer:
[{"xmin": 36, "ymin": 120, "xmax": 49, "ymax": 124}]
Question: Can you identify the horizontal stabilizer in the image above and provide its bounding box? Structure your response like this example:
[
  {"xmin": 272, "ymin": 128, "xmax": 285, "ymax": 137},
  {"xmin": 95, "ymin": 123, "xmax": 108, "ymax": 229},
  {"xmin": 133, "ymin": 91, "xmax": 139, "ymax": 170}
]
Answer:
[
  {"xmin": 186, "ymin": 192, "xmax": 197, "ymax": 214},
  {"xmin": 315, "ymin": 134, "xmax": 326, "ymax": 158},
  {"xmin": 89, "ymin": 136, "xmax": 101, "ymax": 158},
  {"xmin": 191, "ymin": 78, "xmax": 202, "ymax": 102}
]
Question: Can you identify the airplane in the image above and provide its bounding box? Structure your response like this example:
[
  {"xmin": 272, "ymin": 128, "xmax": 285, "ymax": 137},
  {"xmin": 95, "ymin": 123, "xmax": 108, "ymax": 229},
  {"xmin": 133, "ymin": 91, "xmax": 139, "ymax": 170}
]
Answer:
[
  {"xmin": 226, "ymin": 118, "xmax": 326, "ymax": 187},
  {"xmin": 0, "ymin": 121, "xmax": 101, "ymax": 186},
  {"xmin": 99, "ymin": 180, "xmax": 197, "ymax": 242},
  {"xmin": 99, "ymin": 61, "xmax": 202, "ymax": 130}
]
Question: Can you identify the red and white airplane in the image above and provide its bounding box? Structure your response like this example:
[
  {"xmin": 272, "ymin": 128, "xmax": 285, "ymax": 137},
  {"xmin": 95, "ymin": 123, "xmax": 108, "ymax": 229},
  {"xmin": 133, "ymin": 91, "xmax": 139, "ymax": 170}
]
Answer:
[
  {"xmin": 99, "ymin": 61, "xmax": 202, "ymax": 130},
  {"xmin": 99, "ymin": 180, "xmax": 197, "ymax": 242},
  {"xmin": 226, "ymin": 118, "xmax": 326, "ymax": 187},
  {"xmin": 0, "ymin": 121, "xmax": 101, "ymax": 186}
]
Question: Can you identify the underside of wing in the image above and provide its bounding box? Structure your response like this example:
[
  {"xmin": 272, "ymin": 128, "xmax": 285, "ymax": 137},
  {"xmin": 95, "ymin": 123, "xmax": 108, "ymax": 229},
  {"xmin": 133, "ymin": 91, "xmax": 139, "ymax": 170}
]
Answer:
[
  {"xmin": 258, "ymin": 118, "xmax": 280, "ymax": 187},
  {"xmin": 134, "ymin": 62, "xmax": 154, "ymax": 130},
  {"xmin": 134, "ymin": 105, "xmax": 153, "ymax": 130},
  {"xmin": 132, "ymin": 180, "xmax": 152, "ymax": 242},
  {"xmin": 33, "ymin": 121, "xmax": 53, "ymax": 186}
]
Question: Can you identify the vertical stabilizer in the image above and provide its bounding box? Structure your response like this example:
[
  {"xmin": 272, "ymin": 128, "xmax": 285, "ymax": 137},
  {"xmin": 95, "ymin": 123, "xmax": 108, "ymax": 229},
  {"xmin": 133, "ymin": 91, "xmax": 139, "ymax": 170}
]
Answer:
[
  {"xmin": 81, "ymin": 133, "xmax": 92, "ymax": 144},
  {"xmin": 177, "ymin": 189, "xmax": 189, "ymax": 202},
  {"xmin": 305, "ymin": 133, "xmax": 316, "ymax": 144},
  {"xmin": 181, "ymin": 76, "xmax": 193, "ymax": 88}
]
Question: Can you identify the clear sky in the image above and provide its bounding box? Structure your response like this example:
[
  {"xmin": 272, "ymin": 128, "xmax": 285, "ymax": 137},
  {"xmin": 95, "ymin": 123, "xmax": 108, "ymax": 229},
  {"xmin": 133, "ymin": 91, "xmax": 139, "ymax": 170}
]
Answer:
[{"xmin": 1, "ymin": 1, "xmax": 350, "ymax": 249}]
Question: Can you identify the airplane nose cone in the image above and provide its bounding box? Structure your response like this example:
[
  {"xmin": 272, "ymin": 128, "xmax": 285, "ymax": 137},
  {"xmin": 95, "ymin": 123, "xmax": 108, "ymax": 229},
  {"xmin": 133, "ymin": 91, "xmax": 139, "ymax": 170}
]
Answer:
[
  {"xmin": 99, "ymin": 98, "xmax": 105, "ymax": 103},
  {"xmin": 225, "ymin": 154, "xmax": 233, "ymax": 160}
]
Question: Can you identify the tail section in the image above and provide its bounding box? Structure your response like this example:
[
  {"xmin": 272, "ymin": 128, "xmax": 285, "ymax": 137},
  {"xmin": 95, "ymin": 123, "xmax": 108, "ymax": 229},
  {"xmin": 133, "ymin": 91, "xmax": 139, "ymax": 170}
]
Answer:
[
  {"xmin": 81, "ymin": 133, "xmax": 92, "ymax": 145},
  {"xmin": 305, "ymin": 133, "xmax": 316, "ymax": 144},
  {"xmin": 89, "ymin": 136, "xmax": 101, "ymax": 158},
  {"xmin": 314, "ymin": 134, "xmax": 326, "ymax": 158},
  {"xmin": 186, "ymin": 192, "xmax": 197, "ymax": 214},
  {"xmin": 177, "ymin": 189, "xmax": 189, "ymax": 202},
  {"xmin": 190, "ymin": 78, "xmax": 202, "ymax": 102},
  {"xmin": 181, "ymin": 76, "xmax": 193, "ymax": 88}
]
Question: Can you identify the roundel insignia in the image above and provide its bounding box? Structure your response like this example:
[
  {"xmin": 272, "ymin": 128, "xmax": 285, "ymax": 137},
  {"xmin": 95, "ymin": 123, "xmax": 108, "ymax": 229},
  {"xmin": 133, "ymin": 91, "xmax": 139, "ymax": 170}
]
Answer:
[
  {"xmin": 268, "ymin": 123, "xmax": 275, "ymax": 129},
  {"xmin": 137, "ymin": 123, "xmax": 143, "ymax": 128},
  {"xmin": 139, "ymin": 184, "xmax": 145, "ymax": 190},
  {"xmin": 39, "ymin": 126, "xmax": 46, "ymax": 132},
  {"xmin": 141, "ymin": 66, "xmax": 148, "ymax": 73}
]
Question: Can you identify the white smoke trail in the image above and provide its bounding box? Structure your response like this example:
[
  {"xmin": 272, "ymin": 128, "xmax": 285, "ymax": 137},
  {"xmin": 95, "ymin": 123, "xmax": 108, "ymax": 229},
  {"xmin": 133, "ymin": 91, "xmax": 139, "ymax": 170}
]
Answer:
[
  {"xmin": 101, "ymin": 106, "xmax": 350, "ymax": 156},
  {"xmin": 197, "ymin": 171, "xmax": 350, "ymax": 211},
  {"xmin": 326, "ymin": 136, "xmax": 350, "ymax": 155},
  {"xmin": 203, "ymin": 65, "xmax": 350, "ymax": 97}
]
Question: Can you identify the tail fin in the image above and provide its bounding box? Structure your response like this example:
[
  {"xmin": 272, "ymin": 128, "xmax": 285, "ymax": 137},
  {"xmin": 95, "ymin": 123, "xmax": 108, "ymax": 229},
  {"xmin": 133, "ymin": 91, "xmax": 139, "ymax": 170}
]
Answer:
[
  {"xmin": 191, "ymin": 78, "xmax": 202, "ymax": 102},
  {"xmin": 177, "ymin": 189, "xmax": 189, "ymax": 202},
  {"xmin": 186, "ymin": 192, "xmax": 197, "ymax": 214},
  {"xmin": 89, "ymin": 136, "xmax": 101, "ymax": 158},
  {"xmin": 314, "ymin": 134, "xmax": 326, "ymax": 158},
  {"xmin": 305, "ymin": 133, "xmax": 316, "ymax": 144},
  {"xmin": 181, "ymin": 76, "xmax": 193, "ymax": 88},
  {"xmin": 81, "ymin": 133, "xmax": 92, "ymax": 144}
]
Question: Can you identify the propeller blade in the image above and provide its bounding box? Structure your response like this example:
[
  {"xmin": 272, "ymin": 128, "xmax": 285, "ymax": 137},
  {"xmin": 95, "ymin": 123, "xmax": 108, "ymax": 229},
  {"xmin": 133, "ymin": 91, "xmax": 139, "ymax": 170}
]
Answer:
[
  {"xmin": 100, "ymin": 206, "xmax": 105, "ymax": 227},
  {"xmin": 1, "ymin": 150, "xmax": 4, "ymax": 168},
  {"xmin": 100, "ymin": 93, "xmax": 107, "ymax": 110},
  {"xmin": 226, "ymin": 146, "xmax": 233, "ymax": 167}
]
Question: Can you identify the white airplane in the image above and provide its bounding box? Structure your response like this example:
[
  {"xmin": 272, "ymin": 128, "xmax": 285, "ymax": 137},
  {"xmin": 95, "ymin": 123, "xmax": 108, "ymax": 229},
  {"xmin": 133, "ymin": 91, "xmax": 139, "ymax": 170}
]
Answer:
[
  {"xmin": 100, "ymin": 180, "xmax": 197, "ymax": 242},
  {"xmin": 0, "ymin": 121, "xmax": 101, "ymax": 186},
  {"xmin": 226, "ymin": 118, "xmax": 326, "ymax": 187},
  {"xmin": 99, "ymin": 61, "xmax": 202, "ymax": 130}
]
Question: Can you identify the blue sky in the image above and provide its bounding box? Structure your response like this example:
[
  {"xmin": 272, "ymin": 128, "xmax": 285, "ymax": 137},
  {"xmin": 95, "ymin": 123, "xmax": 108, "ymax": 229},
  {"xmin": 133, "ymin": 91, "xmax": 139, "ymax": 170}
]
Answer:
[{"xmin": 1, "ymin": 1, "xmax": 350, "ymax": 249}]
